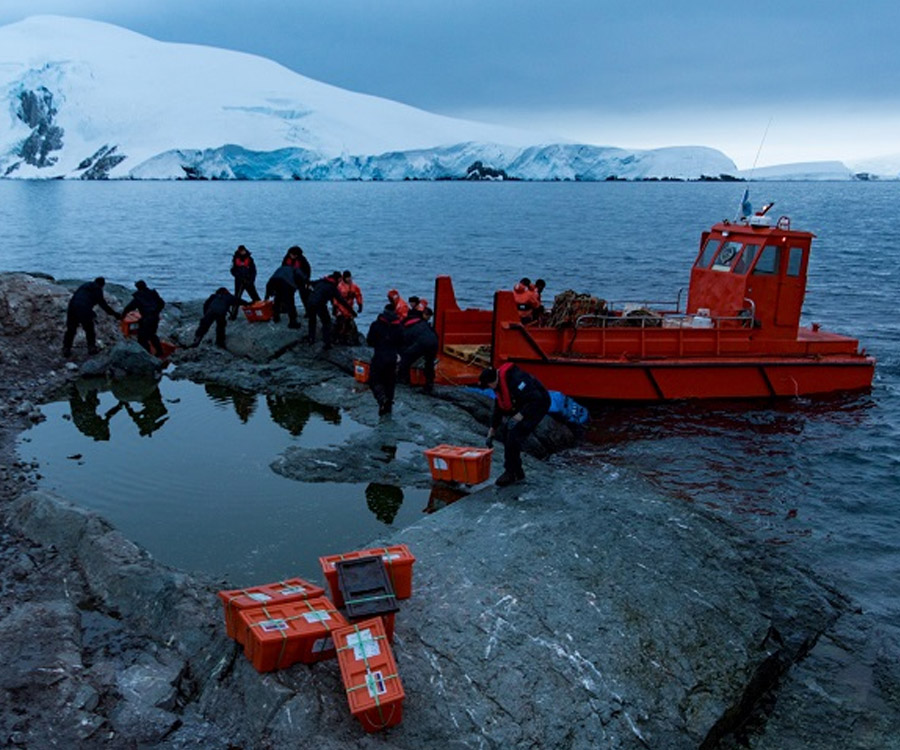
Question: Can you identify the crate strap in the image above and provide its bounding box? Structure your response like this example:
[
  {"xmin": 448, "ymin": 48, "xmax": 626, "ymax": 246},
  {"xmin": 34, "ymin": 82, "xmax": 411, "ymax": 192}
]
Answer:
[
  {"xmin": 373, "ymin": 548, "xmax": 398, "ymax": 588},
  {"xmin": 338, "ymin": 625, "xmax": 398, "ymax": 728},
  {"xmin": 259, "ymin": 605, "xmax": 289, "ymax": 669},
  {"xmin": 227, "ymin": 579, "xmax": 292, "ymax": 609},
  {"xmin": 299, "ymin": 599, "xmax": 338, "ymax": 634},
  {"xmin": 343, "ymin": 593, "xmax": 395, "ymax": 606}
]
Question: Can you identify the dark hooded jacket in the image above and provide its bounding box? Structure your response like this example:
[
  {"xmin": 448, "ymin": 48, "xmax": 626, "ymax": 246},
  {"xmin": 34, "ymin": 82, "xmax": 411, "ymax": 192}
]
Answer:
[
  {"xmin": 69, "ymin": 281, "xmax": 116, "ymax": 316},
  {"xmin": 230, "ymin": 251, "xmax": 257, "ymax": 283},
  {"xmin": 367, "ymin": 309, "xmax": 404, "ymax": 366},
  {"xmin": 123, "ymin": 287, "xmax": 165, "ymax": 320},
  {"xmin": 266, "ymin": 265, "xmax": 308, "ymax": 295},
  {"xmin": 490, "ymin": 364, "xmax": 551, "ymax": 430},
  {"xmin": 308, "ymin": 275, "xmax": 352, "ymax": 314},
  {"xmin": 203, "ymin": 289, "xmax": 238, "ymax": 317}
]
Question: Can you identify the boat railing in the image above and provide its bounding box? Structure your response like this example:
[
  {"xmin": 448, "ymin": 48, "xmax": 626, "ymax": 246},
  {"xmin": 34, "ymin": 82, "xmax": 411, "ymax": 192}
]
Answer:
[
  {"xmin": 605, "ymin": 287, "xmax": 684, "ymax": 315},
  {"xmin": 573, "ymin": 310, "xmax": 755, "ymax": 330}
]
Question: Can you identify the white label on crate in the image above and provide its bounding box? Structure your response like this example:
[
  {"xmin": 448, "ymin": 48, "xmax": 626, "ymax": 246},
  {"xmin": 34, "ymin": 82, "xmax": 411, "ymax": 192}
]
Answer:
[
  {"xmin": 382, "ymin": 552, "xmax": 401, "ymax": 562},
  {"xmin": 365, "ymin": 669, "xmax": 388, "ymax": 698},
  {"xmin": 278, "ymin": 586, "xmax": 307, "ymax": 596},
  {"xmin": 247, "ymin": 592, "xmax": 272, "ymax": 602},
  {"xmin": 302, "ymin": 611, "xmax": 332, "ymax": 624},
  {"xmin": 260, "ymin": 619, "xmax": 288, "ymax": 632},
  {"xmin": 433, "ymin": 457, "xmax": 449, "ymax": 470},
  {"xmin": 312, "ymin": 636, "xmax": 334, "ymax": 654},
  {"xmin": 346, "ymin": 629, "xmax": 381, "ymax": 661}
]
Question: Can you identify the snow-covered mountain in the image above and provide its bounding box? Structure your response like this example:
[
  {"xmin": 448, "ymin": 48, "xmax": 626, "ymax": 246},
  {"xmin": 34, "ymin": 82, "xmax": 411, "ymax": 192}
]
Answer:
[{"xmin": 0, "ymin": 15, "xmax": 741, "ymax": 181}]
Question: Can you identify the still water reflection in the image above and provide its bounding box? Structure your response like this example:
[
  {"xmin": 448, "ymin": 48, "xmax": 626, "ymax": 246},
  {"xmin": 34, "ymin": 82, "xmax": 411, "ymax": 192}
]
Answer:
[{"xmin": 20, "ymin": 376, "xmax": 433, "ymax": 585}]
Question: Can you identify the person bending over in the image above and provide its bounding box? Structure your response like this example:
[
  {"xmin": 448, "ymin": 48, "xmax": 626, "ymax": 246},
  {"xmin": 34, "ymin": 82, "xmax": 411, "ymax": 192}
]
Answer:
[{"xmin": 479, "ymin": 364, "xmax": 551, "ymax": 486}]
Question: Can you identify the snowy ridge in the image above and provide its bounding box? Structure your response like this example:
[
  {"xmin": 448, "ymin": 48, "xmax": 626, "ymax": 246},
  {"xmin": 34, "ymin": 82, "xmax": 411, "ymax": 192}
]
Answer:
[{"xmin": 0, "ymin": 15, "xmax": 743, "ymax": 181}]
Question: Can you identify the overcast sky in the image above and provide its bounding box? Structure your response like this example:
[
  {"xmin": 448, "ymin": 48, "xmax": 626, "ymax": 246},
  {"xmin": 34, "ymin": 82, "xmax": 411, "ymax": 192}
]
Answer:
[{"xmin": 1, "ymin": 0, "xmax": 898, "ymax": 169}]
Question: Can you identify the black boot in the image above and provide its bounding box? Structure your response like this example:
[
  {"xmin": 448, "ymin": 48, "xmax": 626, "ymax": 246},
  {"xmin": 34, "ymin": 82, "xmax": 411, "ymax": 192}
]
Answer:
[{"xmin": 495, "ymin": 470, "xmax": 521, "ymax": 487}]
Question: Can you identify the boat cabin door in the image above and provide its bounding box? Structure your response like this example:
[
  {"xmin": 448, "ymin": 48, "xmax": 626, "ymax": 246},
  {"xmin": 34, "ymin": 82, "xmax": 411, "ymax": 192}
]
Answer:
[{"xmin": 775, "ymin": 244, "xmax": 809, "ymax": 327}]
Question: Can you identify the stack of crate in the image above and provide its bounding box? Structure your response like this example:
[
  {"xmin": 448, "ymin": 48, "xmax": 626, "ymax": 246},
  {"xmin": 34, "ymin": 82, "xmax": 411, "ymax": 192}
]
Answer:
[{"xmin": 216, "ymin": 545, "xmax": 416, "ymax": 733}]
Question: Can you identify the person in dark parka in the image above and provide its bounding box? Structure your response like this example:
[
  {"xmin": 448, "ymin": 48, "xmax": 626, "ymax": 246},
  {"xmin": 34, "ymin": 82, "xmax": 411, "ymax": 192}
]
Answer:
[
  {"xmin": 122, "ymin": 280, "xmax": 165, "ymax": 356},
  {"xmin": 307, "ymin": 271, "xmax": 354, "ymax": 349},
  {"xmin": 366, "ymin": 303, "xmax": 404, "ymax": 416},
  {"xmin": 191, "ymin": 287, "xmax": 239, "ymax": 349},
  {"xmin": 479, "ymin": 363, "xmax": 551, "ymax": 486},
  {"xmin": 229, "ymin": 245, "xmax": 260, "ymax": 320},
  {"xmin": 398, "ymin": 306, "xmax": 438, "ymax": 393},
  {"xmin": 62, "ymin": 276, "xmax": 122, "ymax": 357},
  {"xmin": 265, "ymin": 263, "xmax": 308, "ymax": 328},
  {"xmin": 282, "ymin": 245, "xmax": 312, "ymax": 310}
]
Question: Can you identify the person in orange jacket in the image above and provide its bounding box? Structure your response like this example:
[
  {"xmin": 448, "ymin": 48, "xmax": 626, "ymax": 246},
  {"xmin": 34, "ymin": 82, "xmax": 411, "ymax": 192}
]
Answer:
[
  {"xmin": 513, "ymin": 277, "xmax": 543, "ymax": 324},
  {"xmin": 387, "ymin": 289, "xmax": 409, "ymax": 320},
  {"xmin": 334, "ymin": 270, "xmax": 364, "ymax": 344}
]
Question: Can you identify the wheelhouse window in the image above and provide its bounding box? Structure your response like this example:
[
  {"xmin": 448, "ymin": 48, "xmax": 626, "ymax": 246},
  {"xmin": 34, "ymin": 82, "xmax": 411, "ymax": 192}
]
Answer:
[
  {"xmin": 711, "ymin": 241, "xmax": 742, "ymax": 271},
  {"xmin": 732, "ymin": 244, "xmax": 758, "ymax": 275},
  {"xmin": 786, "ymin": 246, "xmax": 805, "ymax": 277},
  {"xmin": 696, "ymin": 239, "xmax": 720, "ymax": 268},
  {"xmin": 752, "ymin": 245, "xmax": 782, "ymax": 275}
]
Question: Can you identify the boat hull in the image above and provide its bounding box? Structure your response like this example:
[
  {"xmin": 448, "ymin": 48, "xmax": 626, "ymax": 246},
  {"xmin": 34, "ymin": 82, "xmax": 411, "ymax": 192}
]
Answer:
[
  {"xmin": 498, "ymin": 356, "xmax": 875, "ymax": 401},
  {"xmin": 432, "ymin": 275, "xmax": 876, "ymax": 401}
]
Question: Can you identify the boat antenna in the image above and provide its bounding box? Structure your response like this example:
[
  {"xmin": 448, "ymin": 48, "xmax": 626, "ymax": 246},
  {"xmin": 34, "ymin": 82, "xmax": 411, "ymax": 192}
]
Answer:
[
  {"xmin": 749, "ymin": 116, "xmax": 773, "ymax": 180},
  {"xmin": 736, "ymin": 116, "xmax": 774, "ymax": 221}
]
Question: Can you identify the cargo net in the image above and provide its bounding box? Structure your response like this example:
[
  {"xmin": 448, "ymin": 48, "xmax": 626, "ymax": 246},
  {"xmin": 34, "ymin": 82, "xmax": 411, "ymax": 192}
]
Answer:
[
  {"xmin": 545, "ymin": 291, "xmax": 661, "ymax": 328},
  {"xmin": 545, "ymin": 290, "xmax": 609, "ymax": 327}
]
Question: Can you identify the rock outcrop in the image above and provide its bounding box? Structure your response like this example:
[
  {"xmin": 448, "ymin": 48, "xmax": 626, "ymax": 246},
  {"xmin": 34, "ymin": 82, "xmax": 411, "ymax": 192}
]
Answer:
[{"xmin": 0, "ymin": 271, "xmax": 898, "ymax": 749}]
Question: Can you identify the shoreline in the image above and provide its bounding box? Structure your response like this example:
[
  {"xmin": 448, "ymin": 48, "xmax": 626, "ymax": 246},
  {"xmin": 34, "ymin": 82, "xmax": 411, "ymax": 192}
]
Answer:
[{"xmin": 1, "ymin": 271, "xmax": 898, "ymax": 748}]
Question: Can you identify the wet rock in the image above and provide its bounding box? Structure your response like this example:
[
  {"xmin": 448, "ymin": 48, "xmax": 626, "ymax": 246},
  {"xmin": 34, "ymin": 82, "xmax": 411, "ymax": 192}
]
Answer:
[
  {"xmin": 78, "ymin": 340, "xmax": 164, "ymax": 379},
  {"xmin": 1, "ymin": 273, "xmax": 899, "ymax": 749}
]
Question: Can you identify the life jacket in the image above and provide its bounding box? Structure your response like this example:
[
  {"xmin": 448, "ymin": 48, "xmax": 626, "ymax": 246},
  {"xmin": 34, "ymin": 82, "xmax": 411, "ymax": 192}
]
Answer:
[
  {"xmin": 495, "ymin": 363, "xmax": 515, "ymax": 411},
  {"xmin": 513, "ymin": 282, "xmax": 539, "ymax": 312},
  {"xmin": 233, "ymin": 255, "xmax": 252, "ymax": 268}
]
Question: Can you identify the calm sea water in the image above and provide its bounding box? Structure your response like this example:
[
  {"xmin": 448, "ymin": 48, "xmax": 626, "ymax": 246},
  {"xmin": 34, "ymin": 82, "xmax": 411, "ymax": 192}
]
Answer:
[{"xmin": 4, "ymin": 181, "xmax": 899, "ymax": 634}]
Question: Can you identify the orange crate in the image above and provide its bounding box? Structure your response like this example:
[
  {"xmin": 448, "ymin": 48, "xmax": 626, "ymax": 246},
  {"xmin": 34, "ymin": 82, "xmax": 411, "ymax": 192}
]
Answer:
[
  {"xmin": 217, "ymin": 577, "xmax": 326, "ymax": 644},
  {"xmin": 334, "ymin": 618, "xmax": 405, "ymax": 732},
  {"xmin": 240, "ymin": 597, "xmax": 348, "ymax": 672},
  {"xmin": 157, "ymin": 340, "xmax": 177, "ymax": 359},
  {"xmin": 320, "ymin": 544, "xmax": 415, "ymax": 605},
  {"xmin": 353, "ymin": 359, "xmax": 370, "ymax": 383},
  {"xmin": 120, "ymin": 310, "xmax": 140, "ymax": 337},
  {"xmin": 409, "ymin": 367, "xmax": 425, "ymax": 385},
  {"xmin": 242, "ymin": 299, "xmax": 274, "ymax": 322},
  {"xmin": 423, "ymin": 444, "xmax": 493, "ymax": 484}
]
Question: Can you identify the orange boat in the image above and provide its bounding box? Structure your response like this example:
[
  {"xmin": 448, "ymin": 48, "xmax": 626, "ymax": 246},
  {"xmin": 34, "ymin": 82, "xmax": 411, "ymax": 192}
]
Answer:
[{"xmin": 432, "ymin": 208, "xmax": 875, "ymax": 401}]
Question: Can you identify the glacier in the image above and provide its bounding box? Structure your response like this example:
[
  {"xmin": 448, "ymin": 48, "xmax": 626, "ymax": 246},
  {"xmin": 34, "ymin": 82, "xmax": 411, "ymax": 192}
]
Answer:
[{"xmin": 0, "ymin": 16, "xmax": 893, "ymax": 181}]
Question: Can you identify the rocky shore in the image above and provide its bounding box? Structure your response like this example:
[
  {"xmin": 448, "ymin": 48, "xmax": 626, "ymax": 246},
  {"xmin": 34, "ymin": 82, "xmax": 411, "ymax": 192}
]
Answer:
[{"xmin": 1, "ymin": 271, "xmax": 898, "ymax": 749}]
